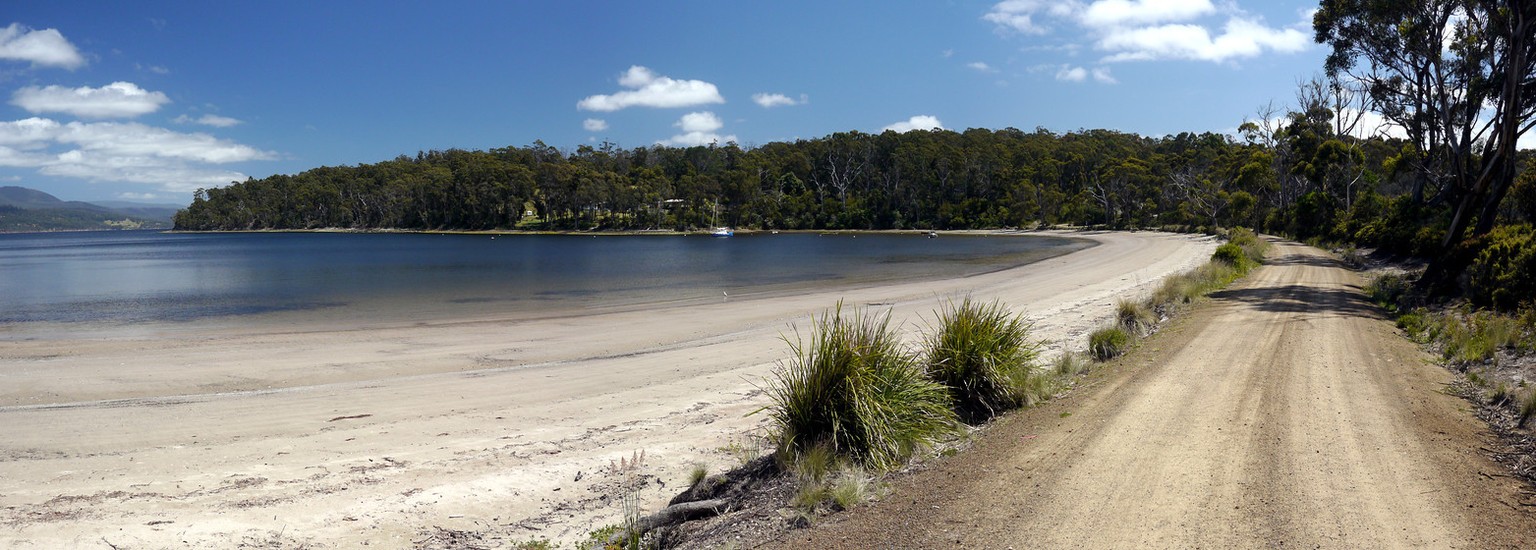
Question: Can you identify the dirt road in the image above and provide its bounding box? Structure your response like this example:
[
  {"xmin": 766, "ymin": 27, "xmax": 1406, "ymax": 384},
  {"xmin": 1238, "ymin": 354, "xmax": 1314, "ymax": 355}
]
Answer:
[{"xmin": 780, "ymin": 242, "xmax": 1536, "ymax": 549}]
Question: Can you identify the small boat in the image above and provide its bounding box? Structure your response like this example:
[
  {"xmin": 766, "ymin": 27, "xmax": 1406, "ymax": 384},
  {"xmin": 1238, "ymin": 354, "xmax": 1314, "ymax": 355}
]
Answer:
[{"xmin": 709, "ymin": 199, "xmax": 732, "ymax": 237}]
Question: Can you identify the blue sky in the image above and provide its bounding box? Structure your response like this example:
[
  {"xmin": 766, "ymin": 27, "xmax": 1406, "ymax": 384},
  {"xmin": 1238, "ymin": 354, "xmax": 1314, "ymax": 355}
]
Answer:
[{"xmin": 2, "ymin": 1, "xmax": 1329, "ymax": 205}]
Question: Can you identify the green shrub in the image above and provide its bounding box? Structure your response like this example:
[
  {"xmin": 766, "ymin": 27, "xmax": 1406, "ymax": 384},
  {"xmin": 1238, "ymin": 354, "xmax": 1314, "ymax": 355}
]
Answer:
[
  {"xmin": 768, "ymin": 304, "xmax": 960, "ymax": 471},
  {"xmin": 1396, "ymin": 310, "xmax": 1428, "ymax": 339},
  {"xmin": 1212, "ymin": 243, "xmax": 1246, "ymax": 266},
  {"xmin": 923, "ymin": 298, "xmax": 1045, "ymax": 423},
  {"xmin": 1468, "ymin": 224, "xmax": 1536, "ymax": 310},
  {"xmin": 1367, "ymin": 272, "xmax": 1415, "ymax": 311},
  {"xmin": 1088, "ymin": 326, "xmax": 1131, "ymax": 360}
]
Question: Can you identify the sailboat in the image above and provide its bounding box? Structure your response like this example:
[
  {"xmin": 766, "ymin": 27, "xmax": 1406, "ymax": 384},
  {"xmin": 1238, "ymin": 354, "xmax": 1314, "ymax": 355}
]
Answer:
[{"xmin": 710, "ymin": 199, "xmax": 733, "ymax": 237}]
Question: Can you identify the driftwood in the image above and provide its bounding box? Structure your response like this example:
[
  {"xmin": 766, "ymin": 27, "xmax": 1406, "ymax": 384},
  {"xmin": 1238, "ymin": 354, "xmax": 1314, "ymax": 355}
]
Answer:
[
  {"xmin": 636, "ymin": 499, "xmax": 729, "ymax": 532},
  {"xmin": 609, "ymin": 499, "xmax": 729, "ymax": 544}
]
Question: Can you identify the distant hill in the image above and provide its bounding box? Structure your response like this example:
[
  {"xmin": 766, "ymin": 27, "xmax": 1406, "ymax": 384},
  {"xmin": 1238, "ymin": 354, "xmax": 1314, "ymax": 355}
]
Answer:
[{"xmin": 0, "ymin": 186, "xmax": 177, "ymax": 232}]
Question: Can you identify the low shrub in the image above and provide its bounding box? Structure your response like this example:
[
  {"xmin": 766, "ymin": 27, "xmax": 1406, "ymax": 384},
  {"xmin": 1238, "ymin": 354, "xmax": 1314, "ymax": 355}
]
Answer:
[
  {"xmin": 1367, "ymin": 272, "xmax": 1415, "ymax": 311},
  {"xmin": 1212, "ymin": 242, "xmax": 1246, "ymax": 266},
  {"xmin": 923, "ymin": 298, "xmax": 1045, "ymax": 423},
  {"xmin": 1395, "ymin": 309, "xmax": 1429, "ymax": 339},
  {"xmin": 1468, "ymin": 224, "xmax": 1536, "ymax": 310},
  {"xmin": 1088, "ymin": 326, "xmax": 1131, "ymax": 360},
  {"xmin": 768, "ymin": 304, "xmax": 960, "ymax": 471}
]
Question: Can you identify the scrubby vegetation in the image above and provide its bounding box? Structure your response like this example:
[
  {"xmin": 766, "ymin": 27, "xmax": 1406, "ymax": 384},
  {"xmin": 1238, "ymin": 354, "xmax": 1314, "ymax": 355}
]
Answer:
[
  {"xmin": 1088, "ymin": 327, "xmax": 1132, "ymax": 360},
  {"xmin": 761, "ymin": 297, "xmax": 1072, "ymax": 521},
  {"xmin": 1369, "ymin": 273, "xmax": 1536, "ymax": 485},
  {"xmin": 767, "ymin": 304, "xmax": 960, "ymax": 472},
  {"xmin": 923, "ymin": 298, "xmax": 1048, "ymax": 424}
]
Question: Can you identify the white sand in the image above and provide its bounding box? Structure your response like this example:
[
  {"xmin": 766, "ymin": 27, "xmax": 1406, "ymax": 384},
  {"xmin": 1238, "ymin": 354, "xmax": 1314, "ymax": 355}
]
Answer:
[{"xmin": 0, "ymin": 230, "xmax": 1215, "ymax": 548}]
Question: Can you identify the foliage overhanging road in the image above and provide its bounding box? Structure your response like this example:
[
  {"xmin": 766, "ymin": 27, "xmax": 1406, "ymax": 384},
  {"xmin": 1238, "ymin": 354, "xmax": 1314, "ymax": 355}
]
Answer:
[{"xmin": 776, "ymin": 242, "xmax": 1536, "ymax": 549}]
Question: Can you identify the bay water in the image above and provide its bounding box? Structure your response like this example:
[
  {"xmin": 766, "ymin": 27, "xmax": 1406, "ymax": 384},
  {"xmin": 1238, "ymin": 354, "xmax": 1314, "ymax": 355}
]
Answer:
[{"xmin": 0, "ymin": 230, "xmax": 1089, "ymax": 336}]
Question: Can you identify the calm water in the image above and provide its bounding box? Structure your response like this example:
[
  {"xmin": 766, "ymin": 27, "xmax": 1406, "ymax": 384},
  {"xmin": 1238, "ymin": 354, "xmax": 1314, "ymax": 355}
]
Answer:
[{"xmin": 0, "ymin": 230, "xmax": 1089, "ymax": 332}]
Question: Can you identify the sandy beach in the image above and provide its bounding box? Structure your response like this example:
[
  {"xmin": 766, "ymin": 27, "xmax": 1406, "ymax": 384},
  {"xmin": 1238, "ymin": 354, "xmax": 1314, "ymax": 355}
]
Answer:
[{"xmin": 0, "ymin": 230, "xmax": 1215, "ymax": 548}]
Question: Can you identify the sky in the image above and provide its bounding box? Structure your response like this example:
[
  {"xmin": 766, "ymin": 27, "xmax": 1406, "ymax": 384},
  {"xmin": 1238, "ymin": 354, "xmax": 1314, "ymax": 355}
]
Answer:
[{"xmin": 1, "ymin": 0, "xmax": 1343, "ymax": 205}]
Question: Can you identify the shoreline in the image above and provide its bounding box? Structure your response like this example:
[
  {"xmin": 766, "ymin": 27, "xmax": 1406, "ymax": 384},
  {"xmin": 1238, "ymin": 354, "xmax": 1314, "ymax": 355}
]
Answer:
[
  {"xmin": 160, "ymin": 226, "xmax": 1094, "ymax": 237},
  {"xmin": 0, "ymin": 230, "xmax": 1216, "ymax": 548}
]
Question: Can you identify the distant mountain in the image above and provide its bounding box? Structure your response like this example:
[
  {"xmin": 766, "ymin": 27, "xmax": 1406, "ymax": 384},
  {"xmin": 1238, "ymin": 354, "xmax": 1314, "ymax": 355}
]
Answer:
[
  {"xmin": 90, "ymin": 200, "xmax": 184, "ymax": 222},
  {"xmin": 0, "ymin": 186, "xmax": 177, "ymax": 232}
]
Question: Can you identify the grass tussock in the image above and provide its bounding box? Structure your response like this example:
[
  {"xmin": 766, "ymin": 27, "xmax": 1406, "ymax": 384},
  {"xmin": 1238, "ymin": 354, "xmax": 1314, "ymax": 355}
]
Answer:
[
  {"xmin": 923, "ymin": 297, "xmax": 1047, "ymax": 424},
  {"xmin": 1052, "ymin": 351, "xmax": 1090, "ymax": 377},
  {"xmin": 1088, "ymin": 326, "xmax": 1131, "ymax": 360},
  {"xmin": 1520, "ymin": 391, "xmax": 1536, "ymax": 428},
  {"xmin": 791, "ymin": 466, "xmax": 874, "ymax": 514},
  {"xmin": 768, "ymin": 303, "xmax": 960, "ymax": 472},
  {"xmin": 1116, "ymin": 299, "xmax": 1156, "ymax": 335}
]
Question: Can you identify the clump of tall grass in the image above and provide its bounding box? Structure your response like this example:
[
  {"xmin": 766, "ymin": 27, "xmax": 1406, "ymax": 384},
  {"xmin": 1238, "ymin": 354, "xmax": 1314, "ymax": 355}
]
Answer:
[
  {"xmin": 1052, "ymin": 351, "xmax": 1090, "ymax": 377},
  {"xmin": 767, "ymin": 304, "xmax": 960, "ymax": 472},
  {"xmin": 1520, "ymin": 391, "xmax": 1536, "ymax": 428},
  {"xmin": 922, "ymin": 297, "xmax": 1047, "ymax": 424},
  {"xmin": 791, "ymin": 466, "xmax": 873, "ymax": 514},
  {"xmin": 1116, "ymin": 299, "xmax": 1156, "ymax": 335},
  {"xmin": 1148, "ymin": 262, "xmax": 1241, "ymax": 312},
  {"xmin": 1088, "ymin": 326, "xmax": 1131, "ymax": 360}
]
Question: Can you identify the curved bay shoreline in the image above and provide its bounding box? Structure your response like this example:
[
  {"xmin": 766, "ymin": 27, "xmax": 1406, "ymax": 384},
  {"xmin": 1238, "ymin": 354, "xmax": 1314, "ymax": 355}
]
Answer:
[{"xmin": 0, "ymin": 230, "xmax": 1216, "ymax": 548}]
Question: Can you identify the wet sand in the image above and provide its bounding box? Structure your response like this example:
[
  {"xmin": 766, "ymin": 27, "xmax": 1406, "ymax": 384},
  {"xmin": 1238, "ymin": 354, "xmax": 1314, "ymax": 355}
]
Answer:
[{"xmin": 0, "ymin": 230, "xmax": 1215, "ymax": 548}]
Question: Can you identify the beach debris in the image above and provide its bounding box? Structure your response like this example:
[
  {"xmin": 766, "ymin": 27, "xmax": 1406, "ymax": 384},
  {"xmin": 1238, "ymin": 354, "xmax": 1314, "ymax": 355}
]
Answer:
[{"xmin": 327, "ymin": 413, "xmax": 372, "ymax": 422}]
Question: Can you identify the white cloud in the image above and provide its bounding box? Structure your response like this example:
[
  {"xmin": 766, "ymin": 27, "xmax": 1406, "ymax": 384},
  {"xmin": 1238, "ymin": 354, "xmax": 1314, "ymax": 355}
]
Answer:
[
  {"xmin": 984, "ymin": 0, "xmax": 1071, "ymax": 34},
  {"xmin": 0, "ymin": 117, "xmax": 274, "ymax": 192},
  {"xmin": 752, "ymin": 92, "xmax": 807, "ymax": 108},
  {"xmin": 1092, "ymin": 67, "xmax": 1118, "ymax": 84},
  {"xmin": 12, "ymin": 82, "xmax": 170, "ymax": 118},
  {"xmin": 883, "ymin": 115, "xmax": 945, "ymax": 133},
  {"xmin": 583, "ymin": 118, "xmax": 608, "ymax": 132},
  {"xmin": 1099, "ymin": 17, "xmax": 1308, "ymax": 62},
  {"xmin": 1056, "ymin": 65, "xmax": 1088, "ymax": 82},
  {"xmin": 116, "ymin": 191, "xmax": 163, "ymax": 201},
  {"xmin": 677, "ymin": 112, "xmax": 723, "ymax": 133},
  {"xmin": 1081, "ymin": 0, "xmax": 1214, "ymax": 28},
  {"xmin": 173, "ymin": 114, "xmax": 243, "ymax": 127},
  {"xmin": 659, "ymin": 111, "xmax": 736, "ymax": 147},
  {"xmin": 967, "ymin": 61, "xmax": 998, "ymax": 73},
  {"xmin": 577, "ymin": 66, "xmax": 725, "ymax": 112},
  {"xmin": 0, "ymin": 23, "xmax": 85, "ymax": 69},
  {"xmin": 983, "ymin": 1, "xmax": 1308, "ymax": 67}
]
